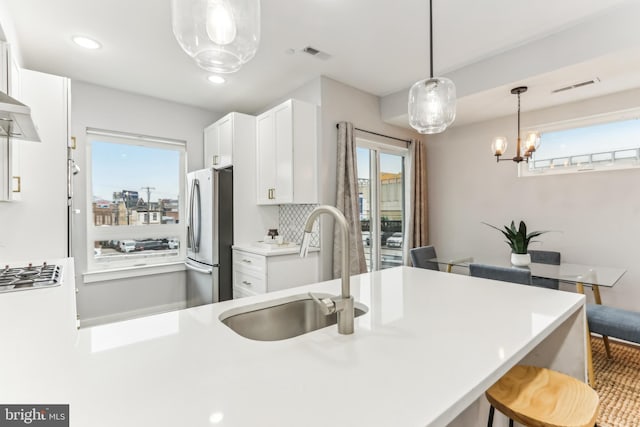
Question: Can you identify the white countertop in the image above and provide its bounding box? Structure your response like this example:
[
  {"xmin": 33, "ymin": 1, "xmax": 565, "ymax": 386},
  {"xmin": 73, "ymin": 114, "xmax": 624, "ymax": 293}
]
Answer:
[
  {"xmin": 0, "ymin": 263, "xmax": 585, "ymax": 427},
  {"xmin": 233, "ymin": 242, "xmax": 320, "ymax": 256}
]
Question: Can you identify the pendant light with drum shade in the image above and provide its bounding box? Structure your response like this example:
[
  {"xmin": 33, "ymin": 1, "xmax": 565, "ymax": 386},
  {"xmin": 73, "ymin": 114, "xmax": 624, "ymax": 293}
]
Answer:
[
  {"xmin": 408, "ymin": 0, "xmax": 456, "ymax": 134},
  {"xmin": 491, "ymin": 86, "xmax": 541, "ymax": 163},
  {"xmin": 171, "ymin": 0, "xmax": 260, "ymax": 73}
]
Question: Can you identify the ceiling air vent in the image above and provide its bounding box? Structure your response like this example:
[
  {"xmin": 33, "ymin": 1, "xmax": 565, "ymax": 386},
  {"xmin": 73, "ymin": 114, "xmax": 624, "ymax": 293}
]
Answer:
[
  {"xmin": 551, "ymin": 78, "xmax": 600, "ymax": 94},
  {"xmin": 301, "ymin": 46, "xmax": 332, "ymax": 61}
]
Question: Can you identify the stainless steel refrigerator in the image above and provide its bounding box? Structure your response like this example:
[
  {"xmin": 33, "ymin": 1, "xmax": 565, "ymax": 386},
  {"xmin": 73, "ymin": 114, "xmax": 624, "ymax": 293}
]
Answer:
[{"xmin": 186, "ymin": 166, "xmax": 233, "ymax": 307}]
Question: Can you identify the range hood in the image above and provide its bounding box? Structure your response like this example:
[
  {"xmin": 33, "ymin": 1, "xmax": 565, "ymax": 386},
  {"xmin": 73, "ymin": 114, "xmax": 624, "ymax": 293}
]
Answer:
[{"xmin": 0, "ymin": 91, "xmax": 40, "ymax": 142}]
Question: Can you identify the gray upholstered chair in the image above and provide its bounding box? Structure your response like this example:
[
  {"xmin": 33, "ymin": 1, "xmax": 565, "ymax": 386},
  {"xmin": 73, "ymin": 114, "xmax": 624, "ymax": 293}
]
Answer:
[
  {"xmin": 469, "ymin": 263, "xmax": 532, "ymax": 286},
  {"xmin": 409, "ymin": 246, "xmax": 439, "ymax": 271},
  {"xmin": 587, "ymin": 304, "xmax": 640, "ymax": 345},
  {"xmin": 528, "ymin": 250, "xmax": 560, "ymax": 265},
  {"xmin": 528, "ymin": 250, "xmax": 561, "ymax": 290}
]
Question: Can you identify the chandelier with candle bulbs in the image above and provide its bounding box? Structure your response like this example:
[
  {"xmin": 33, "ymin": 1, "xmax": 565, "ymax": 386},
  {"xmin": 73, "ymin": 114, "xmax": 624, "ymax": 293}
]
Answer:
[{"xmin": 491, "ymin": 86, "xmax": 540, "ymax": 163}]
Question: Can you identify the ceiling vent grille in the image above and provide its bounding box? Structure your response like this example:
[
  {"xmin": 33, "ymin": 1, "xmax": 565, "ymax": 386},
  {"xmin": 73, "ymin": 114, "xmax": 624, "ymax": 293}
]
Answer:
[
  {"xmin": 551, "ymin": 78, "xmax": 600, "ymax": 94},
  {"xmin": 301, "ymin": 46, "xmax": 332, "ymax": 61}
]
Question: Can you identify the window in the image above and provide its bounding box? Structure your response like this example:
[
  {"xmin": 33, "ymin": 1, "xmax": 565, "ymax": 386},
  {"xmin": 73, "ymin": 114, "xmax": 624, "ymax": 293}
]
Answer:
[
  {"xmin": 523, "ymin": 109, "xmax": 640, "ymax": 176},
  {"xmin": 357, "ymin": 139, "xmax": 408, "ymax": 271},
  {"xmin": 86, "ymin": 129, "xmax": 186, "ymax": 272}
]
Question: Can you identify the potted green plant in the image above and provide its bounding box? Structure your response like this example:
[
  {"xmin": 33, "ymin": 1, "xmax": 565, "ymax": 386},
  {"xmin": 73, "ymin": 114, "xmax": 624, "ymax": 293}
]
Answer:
[{"xmin": 483, "ymin": 220, "xmax": 546, "ymax": 266}]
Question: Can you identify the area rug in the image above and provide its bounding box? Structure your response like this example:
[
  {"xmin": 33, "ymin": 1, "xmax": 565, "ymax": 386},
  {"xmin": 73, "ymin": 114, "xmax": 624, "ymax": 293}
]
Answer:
[{"xmin": 592, "ymin": 337, "xmax": 640, "ymax": 426}]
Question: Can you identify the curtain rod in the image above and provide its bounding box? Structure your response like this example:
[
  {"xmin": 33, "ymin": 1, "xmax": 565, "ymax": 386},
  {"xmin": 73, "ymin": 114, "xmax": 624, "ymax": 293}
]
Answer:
[{"xmin": 336, "ymin": 123, "xmax": 412, "ymax": 144}]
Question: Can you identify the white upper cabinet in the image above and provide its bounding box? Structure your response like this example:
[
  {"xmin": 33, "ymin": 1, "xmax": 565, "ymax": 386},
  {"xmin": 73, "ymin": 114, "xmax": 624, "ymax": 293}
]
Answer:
[
  {"xmin": 204, "ymin": 112, "xmax": 242, "ymax": 169},
  {"xmin": 0, "ymin": 42, "xmax": 8, "ymax": 94},
  {"xmin": 256, "ymin": 99, "xmax": 317, "ymax": 205},
  {"xmin": 0, "ymin": 42, "xmax": 22, "ymax": 201},
  {"xmin": 256, "ymin": 108, "xmax": 277, "ymax": 204}
]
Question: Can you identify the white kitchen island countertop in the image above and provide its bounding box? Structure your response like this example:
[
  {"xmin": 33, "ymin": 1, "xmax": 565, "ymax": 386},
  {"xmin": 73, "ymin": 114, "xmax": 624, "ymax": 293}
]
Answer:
[{"xmin": 0, "ymin": 263, "xmax": 586, "ymax": 427}]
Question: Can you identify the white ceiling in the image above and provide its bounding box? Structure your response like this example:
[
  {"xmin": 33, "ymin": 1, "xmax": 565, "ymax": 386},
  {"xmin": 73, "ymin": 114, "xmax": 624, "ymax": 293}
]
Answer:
[{"xmin": 0, "ymin": 0, "xmax": 637, "ymax": 126}]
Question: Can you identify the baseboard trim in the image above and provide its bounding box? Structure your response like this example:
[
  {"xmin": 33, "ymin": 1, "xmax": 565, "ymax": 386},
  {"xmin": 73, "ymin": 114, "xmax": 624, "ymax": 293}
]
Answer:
[{"xmin": 79, "ymin": 301, "xmax": 187, "ymax": 328}]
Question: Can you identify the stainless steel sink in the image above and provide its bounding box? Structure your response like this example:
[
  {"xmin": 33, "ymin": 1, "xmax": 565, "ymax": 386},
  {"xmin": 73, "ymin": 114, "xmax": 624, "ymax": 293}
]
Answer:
[{"xmin": 219, "ymin": 293, "xmax": 368, "ymax": 341}]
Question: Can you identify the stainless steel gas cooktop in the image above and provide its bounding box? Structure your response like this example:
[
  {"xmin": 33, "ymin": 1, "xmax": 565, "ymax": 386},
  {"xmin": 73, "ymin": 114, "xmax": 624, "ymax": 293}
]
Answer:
[{"xmin": 0, "ymin": 263, "xmax": 62, "ymax": 293}]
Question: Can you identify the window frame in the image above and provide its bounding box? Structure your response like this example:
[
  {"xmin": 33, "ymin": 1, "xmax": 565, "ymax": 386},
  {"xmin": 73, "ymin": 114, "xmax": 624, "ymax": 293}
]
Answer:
[
  {"xmin": 520, "ymin": 107, "xmax": 640, "ymax": 177},
  {"xmin": 84, "ymin": 128, "xmax": 187, "ymax": 273},
  {"xmin": 356, "ymin": 137, "xmax": 409, "ymax": 271}
]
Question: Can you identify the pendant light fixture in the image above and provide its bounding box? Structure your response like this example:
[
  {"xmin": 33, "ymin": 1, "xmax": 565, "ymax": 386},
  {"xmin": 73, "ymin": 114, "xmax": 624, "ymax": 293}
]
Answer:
[
  {"xmin": 408, "ymin": 0, "xmax": 456, "ymax": 134},
  {"xmin": 171, "ymin": 0, "xmax": 260, "ymax": 73},
  {"xmin": 491, "ymin": 86, "xmax": 540, "ymax": 163}
]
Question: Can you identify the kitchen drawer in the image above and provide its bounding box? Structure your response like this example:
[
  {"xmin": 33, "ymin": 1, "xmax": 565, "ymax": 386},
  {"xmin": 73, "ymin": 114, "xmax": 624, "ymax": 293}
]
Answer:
[
  {"xmin": 233, "ymin": 284, "xmax": 259, "ymax": 299},
  {"xmin": 233, "ymin": 269, "xmax": 266, "ymax": 295},
  {"xmin": 233, "ymin": 250, "xmax": 266, "ymax": 274}
]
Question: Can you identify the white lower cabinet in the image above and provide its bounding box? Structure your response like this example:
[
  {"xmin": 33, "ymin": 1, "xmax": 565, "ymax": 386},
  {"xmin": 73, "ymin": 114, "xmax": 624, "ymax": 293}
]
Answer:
[{"xmin": 232, "ymin": 248, "xmax": 319, "ymax": 298}]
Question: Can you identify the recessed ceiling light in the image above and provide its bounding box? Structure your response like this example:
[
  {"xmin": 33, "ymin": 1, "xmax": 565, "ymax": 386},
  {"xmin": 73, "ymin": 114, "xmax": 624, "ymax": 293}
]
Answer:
[
  {"xmin": 207, "ymin": 75, "xmax": 226, "ymax": 84},
  {"xmin": 72, "ymin": 36, "xmax": 101, "ymax": 50}
]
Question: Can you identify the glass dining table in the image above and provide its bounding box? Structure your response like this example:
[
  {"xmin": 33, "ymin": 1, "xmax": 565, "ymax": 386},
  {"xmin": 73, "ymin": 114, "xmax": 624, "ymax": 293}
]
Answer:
[
  {"xmin": 431, "ymin": 256, "xmax": 626, "ymax": 289},
  {"xmin": 429, "ymin": 255, "xmax": 627, "ymax": 386}
]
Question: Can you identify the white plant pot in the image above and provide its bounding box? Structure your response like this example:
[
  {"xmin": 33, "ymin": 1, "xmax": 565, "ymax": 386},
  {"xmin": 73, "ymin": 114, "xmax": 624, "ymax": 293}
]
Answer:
[{"xmin": 511, "ymin": 253, "xmax": 531, "ymax": 267}]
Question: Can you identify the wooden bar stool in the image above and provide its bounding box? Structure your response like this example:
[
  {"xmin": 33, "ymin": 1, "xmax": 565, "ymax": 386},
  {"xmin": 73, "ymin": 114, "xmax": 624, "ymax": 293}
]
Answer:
[{"xmin": 486, "ymin": 365, "xmax": 599, "ymax": 427}]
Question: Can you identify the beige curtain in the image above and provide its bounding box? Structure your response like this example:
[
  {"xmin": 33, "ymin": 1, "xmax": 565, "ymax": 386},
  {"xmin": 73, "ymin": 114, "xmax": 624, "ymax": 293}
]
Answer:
[
  {"xmin": 334, "ymin": 122, "xmax": 367, "ymax": 278},
  {"xmin": 404, "ymin": 138, "xmax": 428, "ymax": 264}
]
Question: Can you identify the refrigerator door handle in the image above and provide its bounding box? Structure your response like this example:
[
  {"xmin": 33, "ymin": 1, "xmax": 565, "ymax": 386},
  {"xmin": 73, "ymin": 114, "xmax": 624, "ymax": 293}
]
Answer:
[
  {"xmin": 185, "ymin": 262, "xmax": 212, "ymax": 275},
  {"xmin": 193, "ymin": 178, "xmax": 202, "ymax": 252},
  {"xmin": 188, "ymin": 178, "xmax": 196, "ymax": 249}
]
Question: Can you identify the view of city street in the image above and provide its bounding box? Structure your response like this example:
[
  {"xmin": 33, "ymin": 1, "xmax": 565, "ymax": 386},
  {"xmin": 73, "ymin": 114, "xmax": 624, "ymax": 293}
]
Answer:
[{"xmin": 357, "ymin": 146, "xmax": 406, "ymax": 271}]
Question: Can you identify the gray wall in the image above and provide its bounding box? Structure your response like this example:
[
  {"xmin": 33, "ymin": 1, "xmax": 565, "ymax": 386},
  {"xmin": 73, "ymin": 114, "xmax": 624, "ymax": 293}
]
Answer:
[
  {"xmin": 71, "ymin": 81, "xmax": 221, "ymax": 326},
  {"xmin": 318, "ymin": 77, "xmax": 421, "ymax": 280},
  {"xmin": 427, "ymin": 88, "xmax": 640, "ymax": 311},
  {"xmin": 252, "ymin": 76, "xmax": 422, "ymax": 281}
]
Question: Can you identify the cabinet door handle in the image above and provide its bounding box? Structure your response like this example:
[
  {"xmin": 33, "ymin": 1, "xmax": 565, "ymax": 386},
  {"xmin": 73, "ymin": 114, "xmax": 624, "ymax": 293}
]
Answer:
[
  {"xmin": 242, "ymin": 280, "xmax": 252, "ymax": 286},
  {"xmin": 12, "ymin": 176, "xmax": 20, "ymax": 193},
  {"xmin": 242, "ymin": 259, "xmax": 252, "ymax": 264},
  {"xmin": 213, "ymin": 155, "xmax": 219, "ymax": 165},
  {"xmin": 271, "ymin": 188, "xmax": 275, "ymax": 199}
]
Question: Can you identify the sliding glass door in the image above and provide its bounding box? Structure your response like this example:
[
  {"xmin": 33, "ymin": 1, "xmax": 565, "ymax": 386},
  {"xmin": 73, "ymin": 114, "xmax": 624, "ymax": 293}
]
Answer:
[{"xmin": 357, "ymin": 140, "xmax": 407, "ymax": 271}]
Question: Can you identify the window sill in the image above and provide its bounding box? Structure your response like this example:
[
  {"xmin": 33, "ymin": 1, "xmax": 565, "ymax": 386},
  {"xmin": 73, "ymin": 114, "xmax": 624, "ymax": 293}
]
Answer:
[
  {"xmin": 83, "ymin": 261, "xmax": 186, "ymax": 284},
  {"xmin": 520, "ymin": 161, "xmax": 640, "ymax": 177}
]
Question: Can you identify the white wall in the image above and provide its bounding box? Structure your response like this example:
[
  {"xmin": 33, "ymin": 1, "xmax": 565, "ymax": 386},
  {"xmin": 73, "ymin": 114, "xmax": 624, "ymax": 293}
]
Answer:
[
  {"xmin": 229, "ymin": 113, "xmax": 280, "ymax": 245},
  {"xmin": 427, "ymin": 88, "xmax": 640, "ymax": 311},
  {"xmin": 231, "ymin": 79, "xmax": 324, "ymax": 246},
  {"xmin": 71, "ymin": 81, "xmax": 221, "ymax": 325},
  {"xmin": 232, "ymin": 78, "xmax": 319, "ymax": 256},
  {"xmin": 0, "ymin": 69, "xmax": 68, "ymax": 262},
  {"xmin": 256, "ymin": 77, "xmax": 322, "ymax": 112}
]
